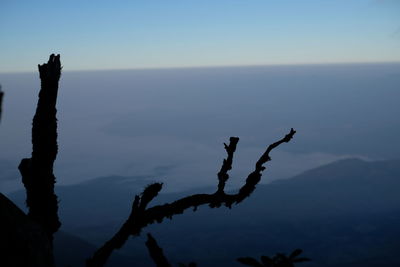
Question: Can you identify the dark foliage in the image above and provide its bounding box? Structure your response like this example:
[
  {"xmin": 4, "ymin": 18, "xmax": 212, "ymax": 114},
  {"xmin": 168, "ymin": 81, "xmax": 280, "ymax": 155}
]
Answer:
[{"xmin": 237, "ymin": 249, "xmax": 310, "ymax": 267}]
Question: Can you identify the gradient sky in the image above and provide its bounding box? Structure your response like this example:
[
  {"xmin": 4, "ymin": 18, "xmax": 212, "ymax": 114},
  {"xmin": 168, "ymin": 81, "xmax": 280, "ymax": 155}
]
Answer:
[{"xmin": 1, "ymin": 0, "xmax": 399, "ymax": 72}]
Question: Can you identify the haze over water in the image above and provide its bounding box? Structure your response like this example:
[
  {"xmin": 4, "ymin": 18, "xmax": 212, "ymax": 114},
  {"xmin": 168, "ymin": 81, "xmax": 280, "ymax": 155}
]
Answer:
[{"xmin": 1, "ymin": 63, "xmax": 399, "ymax": 193}]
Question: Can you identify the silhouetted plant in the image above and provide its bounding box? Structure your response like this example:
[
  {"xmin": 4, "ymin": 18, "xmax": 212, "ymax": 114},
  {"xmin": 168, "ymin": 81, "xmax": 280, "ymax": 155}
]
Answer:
[
  {"xmin": 1, "ymin": 55, "xmax": 304, "ymax": 267},
  {"xmin": 145, "ymin": 233, "xmax": 197, "ymax": 267},
  {"xmin": 86, "ymin": 130, "xmax": 296, "ymax": 266},
  {"xmin": 145, "ymin": 233, "xmax": 172, "ymax": 267},
  {"xmin": 18, "ymin": 54, "xmax": 62, "ymax": 242},
  {"xmin": 0, "ymin": 85, "xmax": 3, "ymax": 122},
  {"xmin": 237, "ymin": 249, "xmax": 310, "ymax": 267}
]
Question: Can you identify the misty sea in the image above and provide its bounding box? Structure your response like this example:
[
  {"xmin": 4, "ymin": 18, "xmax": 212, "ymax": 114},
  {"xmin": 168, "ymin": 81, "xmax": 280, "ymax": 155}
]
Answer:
[
  {"xmin": 1, "ymin": 63, "xmax": 399, "ymax": 193},
  {"xmin": 2, "ymin": 63, "xmax": 400, "ymax": 266}
]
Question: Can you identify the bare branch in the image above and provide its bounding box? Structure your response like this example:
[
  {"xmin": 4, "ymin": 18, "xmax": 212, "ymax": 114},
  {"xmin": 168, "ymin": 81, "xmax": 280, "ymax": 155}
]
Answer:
[
  {"xmin": 86, "ymin": 183, "xmax": 163, "ymax": 267},
  {"xmin": 0, "ymin": 85, "xmax": 3, "ymax": 122},
  {"xmin": 145, "ymin": 233, "xmax": 172, "ymax": 267},
  {"xmin": 18, "ymin": 54, "xmax": 62, "ymax": 240},
  {"xmin": 217, "ymin": 137, "xmax": 239, "ymax": 193},
  {"xmin": 87, "ymin": 129, "xmax": 295, "ymax": 266},
  {"xmin": 236, "ymin": 128, "xmax": 296, "ymax": 204}
]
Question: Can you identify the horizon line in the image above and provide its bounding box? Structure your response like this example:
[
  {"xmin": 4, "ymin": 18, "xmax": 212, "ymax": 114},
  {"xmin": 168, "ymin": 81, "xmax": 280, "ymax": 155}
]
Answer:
[{"xmin": 1, "ymin": 60, "xmax": 400, "ymax": 75}]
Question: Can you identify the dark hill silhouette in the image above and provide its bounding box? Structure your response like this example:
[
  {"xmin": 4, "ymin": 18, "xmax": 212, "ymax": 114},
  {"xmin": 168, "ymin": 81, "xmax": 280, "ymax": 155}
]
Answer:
[
  {"xmin": 53, "ymin": 231, "xmax": 138, "ymax": 267},
  {"xmin": 10, "ymin": 158, "xmax": 400, "ymax": 223},
  {"xmin": 0, "ymin": 193, "xmax": 53, "ymax": 266},
  {"xmin": 9, "ymin": 158, "xmax": 400, "ymax": 224},
  {"xmin": 9, "ymin": 175, "xmax": 155, "ymax": 228},
  {"xmin": 253, "ymin": 158, "xmax": 400, "ymax": 218},
  {"xmin": 8, "ymin": 158, "xmax": 400, "ymax": 266}
]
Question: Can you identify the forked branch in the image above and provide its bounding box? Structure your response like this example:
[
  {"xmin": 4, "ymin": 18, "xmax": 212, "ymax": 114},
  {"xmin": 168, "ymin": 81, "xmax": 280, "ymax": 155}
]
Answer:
[{"xmin": 87, "ymin": 128, "xmax": 296, "ymax": 267}]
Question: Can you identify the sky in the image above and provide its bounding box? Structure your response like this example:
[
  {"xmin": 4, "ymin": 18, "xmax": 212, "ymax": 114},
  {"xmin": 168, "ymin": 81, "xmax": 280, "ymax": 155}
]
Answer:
[{"xmin": 1, "ymin": 0, "xmax": 400, "ymax": 72}]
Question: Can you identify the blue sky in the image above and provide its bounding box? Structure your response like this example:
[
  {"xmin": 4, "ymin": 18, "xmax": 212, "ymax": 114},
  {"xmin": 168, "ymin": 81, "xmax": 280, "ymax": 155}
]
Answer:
[{"xmin": 1, "ymin": 0, "xmax": 399, "ymax": 72}]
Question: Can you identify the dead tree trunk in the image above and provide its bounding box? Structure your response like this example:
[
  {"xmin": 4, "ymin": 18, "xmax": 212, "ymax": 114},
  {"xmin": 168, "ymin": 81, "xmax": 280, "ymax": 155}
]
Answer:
[
  {"xmin": 1, "ymin": 80, "xmax": 54, "ymax": 267},
  {"xmin": 18, "ymin": 54, "xmax": 62, "ymax": 242}
]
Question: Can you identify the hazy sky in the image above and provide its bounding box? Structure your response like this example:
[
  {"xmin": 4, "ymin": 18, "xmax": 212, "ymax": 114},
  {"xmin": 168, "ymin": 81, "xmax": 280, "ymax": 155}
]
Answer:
[{"xmin": 1, "ymin": 0, "xmax": 399, "ymax": 72}]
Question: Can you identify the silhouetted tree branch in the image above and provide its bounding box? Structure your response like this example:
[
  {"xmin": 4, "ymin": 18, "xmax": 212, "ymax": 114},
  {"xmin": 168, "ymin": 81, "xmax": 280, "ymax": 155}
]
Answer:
[
  {"xmin": 237, "ymin": 249, "xmax": 310, "ymax": 267},
  {"xmin": 18, "ymin": 54, "xmax": 62, "ymax": 241},
  {"xmin": 145, "ymin": 233, "xmax": 198, "ymax": 267},
  {"xmin": 87, "ymin": 129, "xmax": 296, "ymax": 267},
  {"xmin": 0, "ymin": 85, "xmax": 3, "ymax": 122},
  {"xmin": 145, "ymin": 233, "xmax": 172, "ymax": 267}
]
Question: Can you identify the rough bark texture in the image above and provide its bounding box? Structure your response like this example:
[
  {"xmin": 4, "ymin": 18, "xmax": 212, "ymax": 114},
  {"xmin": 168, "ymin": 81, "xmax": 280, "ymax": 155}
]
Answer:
[
  {"xmin": 87, "ymin": 129, "xmax": 296, "ymax": 267},
  {"xmin": 18, "ymin": 54, "xmax": 62, "ymax": 241}
]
